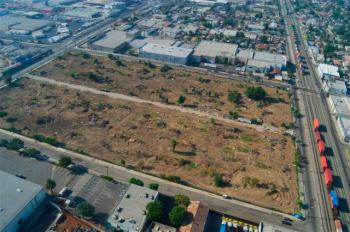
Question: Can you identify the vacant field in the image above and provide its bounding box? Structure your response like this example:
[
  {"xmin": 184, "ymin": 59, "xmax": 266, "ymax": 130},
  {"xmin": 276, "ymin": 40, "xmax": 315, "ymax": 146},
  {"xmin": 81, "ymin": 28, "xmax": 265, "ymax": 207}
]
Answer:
[
  {"xmin": 0, "ymin": 79, "xmax": 297, "ymax": 212},
  {"xmin": 33, "ymin": 52, "xmax": 292, "ymax": 127}
]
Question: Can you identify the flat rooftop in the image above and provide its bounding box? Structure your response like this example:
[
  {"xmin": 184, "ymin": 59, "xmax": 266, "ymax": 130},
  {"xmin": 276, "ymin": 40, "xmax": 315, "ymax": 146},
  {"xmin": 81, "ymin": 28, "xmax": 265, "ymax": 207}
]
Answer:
[
  {"xmin": 253, "ymin": 51, "xmax": 287, "ymax": 65},
  {"xmin": 93, "ymin": 30, "xmax": 130, "ymax": 49},
  {"xmin": 318, "ymin": 63, "xmax": 340, "ymax": 78},
  {"xmin": 0, "ymin": 16, "xmax": 52, "ymax": 32},
  {"xmin": 0, "ymin": 170, "xmax": 45, "ymax": 231},
  {"xmin": 193, "ymin": 40, "xmax": 238, "ymax": 58},
  {"xmin": 141, "ymin": 43, "xmax": 193, "ymax": 58},
  {"xmin": 108, "ymin": 184, "xmax": 158, "ymax": 232}
]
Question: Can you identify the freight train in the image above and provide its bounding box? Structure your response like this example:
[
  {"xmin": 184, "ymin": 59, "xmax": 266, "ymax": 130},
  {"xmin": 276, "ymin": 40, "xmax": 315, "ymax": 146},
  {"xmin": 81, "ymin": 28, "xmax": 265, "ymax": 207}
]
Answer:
[{"xmin": 313, "ymin": 118, "xmax": 343, "ymax": 232}]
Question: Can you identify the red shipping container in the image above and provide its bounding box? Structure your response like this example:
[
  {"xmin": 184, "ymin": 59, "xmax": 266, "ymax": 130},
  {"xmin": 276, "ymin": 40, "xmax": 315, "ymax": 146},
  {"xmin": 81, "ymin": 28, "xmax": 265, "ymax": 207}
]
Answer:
[
  {"xmin": 315, "ymin": 131, "xmax": 322, "ymax": 143},
  {"xmin": 314, "ymin": 118, "xmax": 320, "ymax": 131},
  {"xmin": 324, "ymin": 168, "xmax": 333, "ymax": 188},
  {"xmin": 320, "ymin": 156, "xmax": 328, "ymax": 171},
  {"xmin": 318, "ymin": 140, "xmax": 326, "ymax": 155}
]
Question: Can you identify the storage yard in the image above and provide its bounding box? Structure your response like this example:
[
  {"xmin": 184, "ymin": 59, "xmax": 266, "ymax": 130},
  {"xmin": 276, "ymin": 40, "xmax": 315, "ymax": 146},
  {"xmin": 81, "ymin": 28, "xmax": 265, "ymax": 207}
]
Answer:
[
  {"xmin": 0, "ymin": 78, "xmax": 297, "ymax": 212},
  {"xmin": 32, "ymin": 52, "xmax": 293, "ymax": 127}
]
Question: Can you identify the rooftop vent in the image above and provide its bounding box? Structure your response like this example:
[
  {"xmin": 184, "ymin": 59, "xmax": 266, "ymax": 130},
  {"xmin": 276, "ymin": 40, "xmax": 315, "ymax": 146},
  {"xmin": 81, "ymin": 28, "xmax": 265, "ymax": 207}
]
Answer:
[{"xmin": 16, "ymin": 188, "xmax": 23, "ymax": 193}]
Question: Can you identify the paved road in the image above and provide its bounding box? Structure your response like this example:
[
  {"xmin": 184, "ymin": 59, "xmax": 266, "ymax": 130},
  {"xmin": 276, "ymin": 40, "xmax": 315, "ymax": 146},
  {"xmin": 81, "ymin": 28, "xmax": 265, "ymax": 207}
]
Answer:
[
  {"xmin": 284, "ymin": 0, "xmax": 350, "ymax": 231},
  {"xmin": 27, "ymin": 74, "xmax": 281, "ymax": 134},
  {"xmin": 0, "ymin": 128, "xmax": 304, "ymax": 231}
]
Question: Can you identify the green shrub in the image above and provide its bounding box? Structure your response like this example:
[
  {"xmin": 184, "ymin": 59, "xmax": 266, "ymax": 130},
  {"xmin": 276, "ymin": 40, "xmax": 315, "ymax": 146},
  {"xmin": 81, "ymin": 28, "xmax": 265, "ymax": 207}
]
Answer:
[
  {"xmin": 0, "ymin": 111, "xmax": 8, "ymax": 117},
  {"xmin": 146, "ymin": 201, "xmax": 163, "ymax": 221},
  {"xmin": 148, "ymin": 183, "xmax": 159, "ymax": 190},
  {"xmin": 245, "ymin": 87, "xmax": 267, "ymax": 101},
  {"xmin": 175, "ymin": 194, "xmax": 190, "ymax": 207},
  {"xmin": 129, "ymin": 177, "xmax": 144, "ymax": 186},
  {"xmin": 169, "ymin": 206, "xmax": 186, "ymax": 227}
]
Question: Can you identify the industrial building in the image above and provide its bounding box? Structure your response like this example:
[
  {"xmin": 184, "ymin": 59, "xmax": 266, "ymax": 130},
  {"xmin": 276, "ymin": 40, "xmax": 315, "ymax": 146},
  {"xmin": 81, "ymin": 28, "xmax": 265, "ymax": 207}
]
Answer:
[
  {"xmin": 0, "ymin": 170, "xmax": 47, "ymax": 232},
  {"xmin": 140, "ymin": 43, "xmax": 193, "ymax": 65},
  {"xmin": 108, "ymin": 184, "xmax": 158, "ymax": 232},
  {"xmin": 253, "ymin": 51, "xmax": 287, "ymax": 67},
  {"xmin": 179, "ymin": 201, "xmax": 209, "ymax": 232},
  {"xmin": 328, "ymin": 95, "xmax": 350, "ymax": 141},
  {"xmin": 245, "ymin": 59, "xmax": 275, "ymax": 73},
  {"xmin": 317, "ymin": 63, "xmax": 340, "ymax": 81},
  {"xmin": 192, "ymin": 40, "xmax": 238, "ymax": 64},
  {"xmin": 90, "ymin": 30, "xmax": 133, "ymax": 53},
  {"xmin": 0, "ymin": 16, "xmax": 53, "ymax": 34}
]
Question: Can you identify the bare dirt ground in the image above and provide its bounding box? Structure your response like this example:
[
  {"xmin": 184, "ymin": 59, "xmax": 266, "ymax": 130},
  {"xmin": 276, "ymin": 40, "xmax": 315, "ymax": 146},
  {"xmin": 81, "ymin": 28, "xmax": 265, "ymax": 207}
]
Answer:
[
  {"xmin": 0, "ymin": 79, "xmax": 297, "ymax": 213},
  {"xmin": 33, "ymin": 52, "xmax": 292, "ymax": 127}
]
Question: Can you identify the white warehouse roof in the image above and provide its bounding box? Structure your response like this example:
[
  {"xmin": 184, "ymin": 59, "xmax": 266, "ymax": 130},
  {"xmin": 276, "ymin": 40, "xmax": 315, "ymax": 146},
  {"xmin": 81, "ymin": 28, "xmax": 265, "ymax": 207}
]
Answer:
[
  {"xmin": 0, "ymin": 170, "xmax": 45, "ymax": 231},
  {"xmin": 193, "ymin": 40, "xmax": 238, "ymax": 59},
  {"xmin": 318, "ymin": 63, "xmax": 340, "ymax": 78},
  {"xmin": 140, "ymin": 43, "xmax": 193, "ymax": 58},
  {"xmin": 253, "ymin": 51, "xmax": 287, "ymax": 66}
]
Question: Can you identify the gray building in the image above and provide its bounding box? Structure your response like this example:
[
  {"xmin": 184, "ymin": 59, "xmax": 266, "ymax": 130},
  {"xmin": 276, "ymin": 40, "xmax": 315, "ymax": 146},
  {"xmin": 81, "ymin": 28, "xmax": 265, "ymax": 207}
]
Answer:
[
  {"xmin": 108, "ymin": 184, "xmax": 158, "ymax": 232},
  {"xmin": 192, "ymin": 41, "xmax": 238, "ymax": 64},
  {"xmin": 0, "ymin": 171, "xmax": 47, "ymax": 232},
  {"xmin": 90, "ymin": 30, "xmax": 132, "ymax": 53},
  {"xmin": 140, "ymin": 43, "xmax": 193, "ymax": 65}
]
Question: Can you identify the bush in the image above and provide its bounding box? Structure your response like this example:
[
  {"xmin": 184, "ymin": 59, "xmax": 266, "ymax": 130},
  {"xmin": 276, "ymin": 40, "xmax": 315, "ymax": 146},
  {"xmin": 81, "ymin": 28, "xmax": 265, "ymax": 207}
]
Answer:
[
  {"xmin": 88, "ymin": 72, "xmax": 105, "ymax": 83},
  {"xmin": 76, "ymin": 202, "xmax": 95, "ymax": 218},
  {"xmin": 6, "ymin": 117, "xmax": 17, "ymax": 123},
  {"xmin": 129, "ymin": 177, "xmax": 144, "ymax": 186},
  {"xmin": 242, "ymin": 176, "xmax": 259, "ymax": 188},
  {"xmin": 100, "ymin": 175, "xmax": 114, "ymax": 182},
  {"xmin": 33, "ymin": 134, "xmax": 65, "ymax": 147},
  {"xmin": 169, "ymin": 206, "xmax": 186, "ymax": 227},
  {"xmin": 175, "ymin": 194, "xmax": 190, "ymax": 207},
  {"xmin": 213, "ymin": 173, "xmax": 225, "ymax": 187},
  {"xmin": 160, "ymin": 64, "xmax": 172, "ymax": 72},
  {"xmin": 245, "ymin": 87, "xmax": 267, "ymax": 101},
  {"xmin": 0, "ymin": 111, "xmax": 8, "ymax": 117},
  {"xmin": 177, "ymin": 95, "xmax": 186, "ymax": 105},
  {"xmin": 146, "ymin": 201, "xmax": 163, "ymax": 221},
  {"xmin": 164, "ymin": 175, "xmax": 182, "ymax": 183},
  {"xmin": 59, "ymin": 156, "xmax": 72, "ymax": 168},
  {"xmin": 228, "ymin": 90, "xmax": 242, "ymax": 105},
  {"xmin": 36, "ymin": 116, "xmax": 54, "ymax": 125},
  {"xmin": 149, "ymin": 183, "xmax": 159, "ymax": 190},
  {"xmin": 21, "ymin": 147, "xmax": 40, "ymax": 157}
]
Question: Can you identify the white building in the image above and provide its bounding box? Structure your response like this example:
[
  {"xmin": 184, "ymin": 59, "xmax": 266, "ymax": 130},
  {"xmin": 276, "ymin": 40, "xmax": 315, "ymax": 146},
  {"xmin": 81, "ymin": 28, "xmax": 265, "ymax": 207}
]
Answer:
[
  {"xmin": 140, "ymin": 43, "xmax": 193, "ymax": 65},
  {"xmin": 253, "ymin": 51, "xmax": 287, "ymax": 67},
  {"xmin": 317, "ymin": 63, "xmax": 340, "ymax": 81},
  {"xmin": 323, "ymin": 80, "xmax": 347, "ymax": 96},
  {"xmin": 90, "ymin": 30, "xmax": 132, "ymax": 53},
  {"xmin": 328, "ymin": 95, "xmax": 350, "ymax": 141},
  {"xmin": 0, "ymin": 171, "xmax": 47, "ymax": 232},
  {"xmin": 192, "ymin": 40, "xmax": 238, "ymax": 64}
]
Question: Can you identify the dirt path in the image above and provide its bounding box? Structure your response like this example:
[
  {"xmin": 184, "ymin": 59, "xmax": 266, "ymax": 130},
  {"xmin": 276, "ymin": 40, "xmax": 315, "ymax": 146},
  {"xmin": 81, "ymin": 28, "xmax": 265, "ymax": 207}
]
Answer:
[{"xmin": 26, "ymin": 74, "xmax": 281, "ymax": 134}]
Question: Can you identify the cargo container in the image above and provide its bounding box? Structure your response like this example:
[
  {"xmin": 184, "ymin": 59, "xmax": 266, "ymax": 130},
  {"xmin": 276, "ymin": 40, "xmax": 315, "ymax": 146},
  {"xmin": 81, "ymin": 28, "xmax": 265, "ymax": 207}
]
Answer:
[
  {"xmin": 335, "ymin": 219, "xmax": 343, "ymax": 232},
  {"xmin": 220, "ymin": 222, "xmax": 226, "ymax": 232},
  {"xmin": 324, "ymin": 168, "xmax": 333, "ymax": 188},
  {"xmin": 330, "ymin": 191, "xmax": 339, "ymax": 209},
  {"xmin": 320, "ymin": 156, "xmax": 328, "ymax": 171},
  {"xmin": 317, "ymin": 140, "xmax": 326, "ymax": 155},
  {"xmin": 314, "ymin": 118, "xmax": 320, "ymax": 131},
  {"xmin": 315, "ymin": 131, "xmax": 322, "ymax": 143}
]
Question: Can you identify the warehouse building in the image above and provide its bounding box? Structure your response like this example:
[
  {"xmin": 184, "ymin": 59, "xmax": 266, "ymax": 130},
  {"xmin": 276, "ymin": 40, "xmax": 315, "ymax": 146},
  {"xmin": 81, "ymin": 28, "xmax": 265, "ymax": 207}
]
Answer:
[
  {"xmin": 108, "ymin": 184, "xmax": 158, "ymax": 232},
  {"xmin": 0, "ymin": 171, "xmax": 47, "ymax": 232},
  {"xmin": 317, "ymin": 63, "xmax": 340, "ymax": 81},
  {"xmin": 0, "ymin": 16, "xmax": 53, "ymax": 34},
  {"xmin": 253, "ymin": 51, "xmax": 287, "ymax": 67},
  {"xmin": 90, "ymin": 30, "xmax": 132, "ymax": 53},
  {"xmin": 140, "ymin": 43, "xmax": 193, "ymax": 65},
  {"xmin": 192, "ymin": 40, "xmax": 238, "ymax": 64},
  {"xmin": 328, "ymin": 95, "xmax": 350, "ymax": 141}
]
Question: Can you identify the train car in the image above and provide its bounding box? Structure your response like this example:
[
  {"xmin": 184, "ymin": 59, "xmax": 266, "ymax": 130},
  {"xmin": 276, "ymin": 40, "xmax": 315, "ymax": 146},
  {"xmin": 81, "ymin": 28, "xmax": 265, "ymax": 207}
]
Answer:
[
  {"xmin": 324, "ymin": 168, "xmax": 333, "ymax": 188},
  {"xmin": 335, "ymin": 219, "xmax": 343, "ymax": 232},
  {"xmin": 317, "ymin": 140, "xmax": 326, "ymax": 155},
  {"xmin": 329, "ymin": 190, "xmax": 339, "ymax": 215},
  {"xmin": 314, "ymin": 118, "xmax": 320, "ymax": 131},
  {"xmin": 315, "ymin": 131, "xmax": 322, "ymax": 143},
  {"xmin": 320, "ymin": 156, "xmax": 328, "ymax": 171}
]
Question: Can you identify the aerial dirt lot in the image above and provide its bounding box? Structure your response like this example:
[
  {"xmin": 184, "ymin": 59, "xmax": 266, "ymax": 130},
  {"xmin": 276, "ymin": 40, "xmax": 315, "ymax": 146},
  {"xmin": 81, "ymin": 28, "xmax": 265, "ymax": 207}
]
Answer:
[
  {"xmin": 0, "ymin": 79, "xmax": 297, "ymax": 213},
  {"xmin": 33, "ymin": 52, "xmax": 292, "ymax": 127}
]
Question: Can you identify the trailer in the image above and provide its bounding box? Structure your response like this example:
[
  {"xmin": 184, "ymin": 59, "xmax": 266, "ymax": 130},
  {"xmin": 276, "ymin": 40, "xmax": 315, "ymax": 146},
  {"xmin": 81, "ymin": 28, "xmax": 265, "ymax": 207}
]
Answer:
[
  {"xmin": 324, "ymin": 168, "xmax": 333, "ymax": 188},
  {"xmin": 335, "ymin": 219, "xmax": 343, "ymax": 232},
  {"xmin": 314, "ymin": 118, "xmax": 320, "ymax": 131},
  {"xmin": 320, "ymin": 156, "xmax": 328, "ymax": 171},
  {"xmin": 317, "ymin": 140, "xmax": 326, "ymax": 155}
]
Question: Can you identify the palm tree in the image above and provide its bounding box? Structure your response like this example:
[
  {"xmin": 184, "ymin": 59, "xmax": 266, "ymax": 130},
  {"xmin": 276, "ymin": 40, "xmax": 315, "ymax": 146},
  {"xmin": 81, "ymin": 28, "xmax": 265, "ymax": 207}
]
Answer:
[{"xmin": 46, "ymin": 178, "xmax": 56, "ymax": 195}]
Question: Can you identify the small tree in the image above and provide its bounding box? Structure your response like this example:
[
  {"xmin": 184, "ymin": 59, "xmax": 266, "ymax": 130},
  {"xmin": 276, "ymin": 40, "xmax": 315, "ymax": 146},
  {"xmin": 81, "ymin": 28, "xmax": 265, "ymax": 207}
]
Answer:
[
  {"xmin": 245, "ymin": 87, "xmax": 267, "ymax": 101},
  {"xmin": 175, "ymin": 194, "xmax": 190, "ymax": 207},
  {"xmin": 46, "ymin": 178, "xmax": 56, "ymax": 194},
  {"xmin": 76, "ymin": 202, "xmax": 95, "ymax": 218},
  {"xmin": 59, "ymin": 156, "xmax": 72, "ymax": 168},
  {"xmin": 228, "ymin": 90, "xmax": 242, "ymax": 105},
  {"xmin": 177, "ymin": 95, "xmax": 186, "ymax": 105},
  {"xmin": 171, "ymin": 139, "xmax": 178, "ymax": 152},
  {"xmin": 149, "ymin": 183, "xmax": 159, "ymax": 190},
  {"xmin": 146, "ymin": 201, "xmax": 163, "ymax": 221},
  {"xmin": 169, "ymin": 206, "xmax": 186, "ymax": 227},
  {"xmin": 129, "ymin": 177, "xmax": 144, "ymax": 186},
  {"xmin": 213, "ymin": 173, "xmax": 225, "ymax": 187}
]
